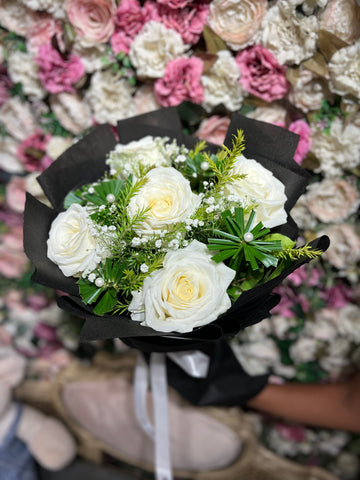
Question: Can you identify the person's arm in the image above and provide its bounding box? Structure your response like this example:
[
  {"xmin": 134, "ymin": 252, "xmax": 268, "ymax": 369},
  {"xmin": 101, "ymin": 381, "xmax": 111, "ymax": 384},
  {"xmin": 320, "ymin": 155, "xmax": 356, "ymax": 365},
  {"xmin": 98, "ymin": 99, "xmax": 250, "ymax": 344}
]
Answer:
[{"xmin": 247, "ymin": 372, "xmax": 360, "ymax": 433}]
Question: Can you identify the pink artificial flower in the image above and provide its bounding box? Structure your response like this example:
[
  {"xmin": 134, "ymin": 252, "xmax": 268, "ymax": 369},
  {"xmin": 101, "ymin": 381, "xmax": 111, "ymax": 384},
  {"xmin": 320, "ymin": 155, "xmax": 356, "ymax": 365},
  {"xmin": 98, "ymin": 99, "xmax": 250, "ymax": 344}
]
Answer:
[
  {"xmin": 271, "ymin": 285, "xmax": 310, "ymax": 318},
  {"xmin": 26, "ymin": 12, "xmax": 64, "ymax": 54},
  {"xmin": 154, "ymin": 57, "xmax": 204, "ymax": 107},
  {"xmin": 17, "ymin": 130, "xmax": 52, "ymax": 173},
  {"xmin": 0, "ymin": 226, "xmax": 28, "ymax": 279},
  {"xmin": 236, "ymin": 45, "xmax": 289, "ymax": 102},
  {"xmin": 66, "ymin": 0, "xmax": 116, "ymax": 43},
  {"xmin": 195, "ymin": 115, "xmax": 230, "ymax": 145},
  {"xmin": 287, "ymin": 264, "xmax": 321, "ymax": 288},
  {"xmin": 288, "ymin": 119, "xmax": 312, "ymax": 165},
  {"xmin": 110, "ymin": 31, "xmax": 132, "ymax": 55},
  {"xmin": 275, "ymin": 423, "xmax": 306, "ymax": 443},
  {"xmin": 36, "ymin": 44, "xmax": 85, "ymax": 94},
  {"xmin": 0, "ymin": 65, "xmax": 12, "ymax": 108},
  {"xmin": 0, "ymin": 206, "xmax": 23, "ymax": 228},
  {"xmin": 157, "ymin": 0, "xmax": 194, "ymax": 8},
  {"xmin": 320, "ymin": 283, "xmax": 354, "ymax": 309},
  {"xmin": 33, "ymin": 323, "xmax": 58, "ymax": 342},
  {"xmin": 153, "ymin": 2, "xmax": 209, "ymax": 44},
  {"xmin": 114, "ymin": 0, "xmax": 147, "ymax": 38},
  {"xmin": 5, "ymin": 176, "xmax": 27, "ymax": 214},
  {"xmin": 26, "ymin": 293, "xmax": 50, "ymax": 311}
]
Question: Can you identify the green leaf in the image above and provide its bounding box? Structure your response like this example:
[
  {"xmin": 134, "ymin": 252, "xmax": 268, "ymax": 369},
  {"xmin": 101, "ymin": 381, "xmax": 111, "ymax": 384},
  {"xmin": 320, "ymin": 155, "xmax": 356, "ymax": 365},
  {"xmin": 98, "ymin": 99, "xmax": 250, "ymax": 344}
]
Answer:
[
  {"xmin": 77, "ymin": 279, "xmax": 104, "ymax": 304},
  {"xmin": 64, "ymin": 190, "xmax": 84, "ymax": 208},
  {"xmin": 93, "ymin": 288, "xmax": 118, "ymax": 316}
]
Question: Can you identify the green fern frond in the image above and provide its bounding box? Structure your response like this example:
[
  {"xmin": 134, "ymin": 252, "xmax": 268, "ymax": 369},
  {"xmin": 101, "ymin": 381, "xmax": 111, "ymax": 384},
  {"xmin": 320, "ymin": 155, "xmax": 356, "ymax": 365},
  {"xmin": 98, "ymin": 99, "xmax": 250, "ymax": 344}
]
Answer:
[{"xmin": 274, "ymin": 244, "xmax": 324, "ymax": 261}]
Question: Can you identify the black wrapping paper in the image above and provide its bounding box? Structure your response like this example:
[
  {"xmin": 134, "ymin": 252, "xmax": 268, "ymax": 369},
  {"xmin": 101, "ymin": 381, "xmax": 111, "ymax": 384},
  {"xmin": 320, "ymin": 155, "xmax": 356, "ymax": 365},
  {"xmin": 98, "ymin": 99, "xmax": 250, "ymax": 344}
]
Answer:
[{"xmin": 23, "ymin": 107, "xmax": 329, "ymax": 404}]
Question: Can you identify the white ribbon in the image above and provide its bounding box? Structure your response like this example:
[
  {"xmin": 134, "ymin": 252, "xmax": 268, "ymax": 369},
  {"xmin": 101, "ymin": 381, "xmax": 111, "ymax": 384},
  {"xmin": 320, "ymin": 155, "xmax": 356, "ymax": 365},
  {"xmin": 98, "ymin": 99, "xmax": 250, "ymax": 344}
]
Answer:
[{"xmin": 134, "ymin": 350, "xmax": 210, "ymax": 480}]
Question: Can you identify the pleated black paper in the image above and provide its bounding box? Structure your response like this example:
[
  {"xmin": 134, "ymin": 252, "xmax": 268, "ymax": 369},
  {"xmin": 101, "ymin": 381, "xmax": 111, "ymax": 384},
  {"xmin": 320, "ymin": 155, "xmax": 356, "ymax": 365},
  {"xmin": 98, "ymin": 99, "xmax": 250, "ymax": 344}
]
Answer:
[{"xmin": 23, "ymin": 106, "xmax": 329, "ymax": 355}]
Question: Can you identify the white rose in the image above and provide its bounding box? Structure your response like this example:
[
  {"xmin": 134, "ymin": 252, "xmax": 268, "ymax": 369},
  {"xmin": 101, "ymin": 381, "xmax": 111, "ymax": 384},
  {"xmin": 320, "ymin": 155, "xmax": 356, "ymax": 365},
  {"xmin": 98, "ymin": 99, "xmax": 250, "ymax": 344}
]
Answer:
[
  {"xmin": 261, "ymin": 0, "xmax": 319, "ymax": 65},
  {"xmin": 127, "ymin": 167, "xmax": 201, "ymax": 234},
  {"xmin": 129, "ymin": 21, "xmax": 187, "ymax": 78},
  {"xmin": 47, "ymin": 203, "xmax": 98, "ymax": 277},
  {"xmin": 207, "ymin": 0, "xmax": 267, "ymax": 50},
  {"xmin": 85, "ymin": 70, "xmax": 135, "ymax": 126},
  {"xmin": 328, "ymin": 42, "xmax": 360, "ymax": 100},
  {"xmin": 107, "ymin": 136, "xmax": 174, "ymax": 180},
  {"xmin": 128, "ymin": 240, "xmax": 235, "ymax": 333},
  {"xmin": 7, "ymin": 51, "xmax": 46, "ymax": 101},
  {"xmin": 224, "ymin": 155, "xmax": 287, "ymax": 228},
  {"xmin": 201, "ymin": 50, "xmax": 245, "ymax": 112}
]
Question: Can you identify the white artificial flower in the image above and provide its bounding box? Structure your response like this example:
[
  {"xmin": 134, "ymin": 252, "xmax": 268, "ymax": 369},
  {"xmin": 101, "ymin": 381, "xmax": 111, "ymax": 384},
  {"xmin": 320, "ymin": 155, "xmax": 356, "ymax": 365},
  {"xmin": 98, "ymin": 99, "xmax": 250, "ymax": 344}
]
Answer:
[
  {"xmin": 287, "ymin": 68, "xmax": 331, "ymax": 113},
  {"xmin": 337, "ymin": 304, "xmax": 360, "ymax": 343},
  {"xmin": 270, "ymin": 314, "xmax": 298, "ymax": 340},
  {"xmin": 129, "ymin": 21, "xmax": 187, "ymax": 78},
  {"xmin": 7, "ymin": 51, "xmax": 46, "ymax": 101},
  {"xmin": 106, "ymin": 136, "xmax": 174, "ymax": 180},
  {"xmin": 0, "ymin": 0, "xmax": 32, "ymax": 36},
  {"xmin": 72, "ymin": 38, "xmax": 108, "ymax": 73},
  {"xmin": 328, "ymin": 41, "xmax": 360, "ymax": 100},
  {"xmin": 261, "ymin": 0, "xmax": 319, "ymax": 65},
  {"xmin": 85, "ymin": 70, "xmax": 135, "ymax": 126},
  {"xmin": 0, "ymin": 98, "xmax": 37, "ymax": 141},
  {"xmin": 45, "ymin": 136, "xmax": 73, "ymax": 160},
  {"xmin": 128, "ymin": 240, "xmax": 235, "ymax": 333},
  {"xmin": 310, "ymin": 118, "xmax": 360, "ymax": 177},
  {"xmin": 231, "ymin": 338, "xmax": 280, "ymax": 376},
  {"xmin": 320, "ymin": 0, "xmax": 360, "ymax": 45},
  {"xmin": 47, "ymin": 203, "xmax": 99, "ymax": 277},
  {"xmin": 207, "ymin": 0, "xmax": 267, "ymax": 50},
  {"xmin": 201, "ymin": 50, "xmax": 245, "ymax": 112},
  {"xmin": 246, "ymin": 104, "xmax": 287, "ymax": 126},
  {"xmin": 50, "ymin": 93, "xmax": 92, "ymax": 135},
  {"xmin": 20, "ymin": 0, "xmax": 66, "ymax": 18},
  {"xmin": 0, "ymin": 138, "xmax": 24, "ymax": 174},
  {"xmin": 238, "ymin": 318, "xmax": 272, "ymax": 342},
  {"xmin": 224, "ymin": 155, "xmax": 287, "ymax": 228},
  {"xmin": 290, "ymin": 194, "xmax": 317, "ymax": 231},
  {"xmin": 25, "ymin": 172, "xmax": 49, "ymax": 206},
  {"xmin": 320, "ymin": 338, "xmax": 350, "ymax": 374},
  {"xmin": 133, "ymin": 85, "xmax": 160, "ymax": 115},
  {"xmin": 289, "ymin": 337, "xmax": 319, "ymax": 363},
  {"xmin": 127, "ymin": 166, "xmax": 201, "ymax": 234},
  {"xmin": 304, "ymin": 312, "xmax": 337, "ymax": 343}
]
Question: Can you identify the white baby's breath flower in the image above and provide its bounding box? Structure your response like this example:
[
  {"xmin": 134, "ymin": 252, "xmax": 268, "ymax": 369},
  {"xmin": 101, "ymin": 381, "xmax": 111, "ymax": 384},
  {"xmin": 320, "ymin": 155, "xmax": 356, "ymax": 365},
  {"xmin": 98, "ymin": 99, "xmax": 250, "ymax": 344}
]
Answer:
[
  {"xmin": 47, "ymin": 203, "xmax": 100, "ymax": 277},
  {"xmin": 224, "ymin": 155, "xmax": 287, "ymax": 228},
  {"xmin": 201, "ymin": 50, "xmax": 245, "ymax": 112},
  {"xmin": 261, "ymin": 0, "xmax": 319, "ymax": 65},
  {"xmin": 127, "ymin": 167, "xmax": 201, "ymax": 234},
  {"xmin": 128, "ymin": 240, "xmax": 235, "ymax": 333},
  {"xmin": 310, "ymin": 118, "xmax": 360, "ymax": 176},
  {"xmin": 85, "ymin": 70, "xmax": 135, "ymax": 126},
  {"xmin": 107, "ymin": 136, "xmax": 174, "ymax": 180},
  {"xmin": 207, "ymin": 0, "xmax": 267, "ymax": 50},
  {"xmin": 129, "ymin": 21, "xmax": 187, "ymax": 78},
  {"xmin": 7, "ymin": 51, "xmax": 46, "ymax": 101},
  {"xmin": 328, "ymin": 41, "xmax": 360, "ymax": 100},
  {"xmin": 50, "ymin": 93, "xmax": 92, "ymax": 135}
]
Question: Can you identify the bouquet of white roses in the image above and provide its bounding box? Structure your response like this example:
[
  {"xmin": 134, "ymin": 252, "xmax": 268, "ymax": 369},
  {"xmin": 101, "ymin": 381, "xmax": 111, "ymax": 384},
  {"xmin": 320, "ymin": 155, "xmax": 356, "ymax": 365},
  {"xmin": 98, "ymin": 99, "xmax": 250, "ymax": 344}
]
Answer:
[{"xmin": 24, "ymin": 107, "xmax": 328, "ymax": 349}]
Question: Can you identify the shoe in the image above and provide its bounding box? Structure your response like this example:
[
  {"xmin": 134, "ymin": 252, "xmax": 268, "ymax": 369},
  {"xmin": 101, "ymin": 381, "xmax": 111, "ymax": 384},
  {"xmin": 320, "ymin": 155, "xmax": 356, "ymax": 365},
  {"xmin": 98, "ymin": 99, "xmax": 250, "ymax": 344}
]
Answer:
[{"xmin": 15, "ymin": 352, "xmax": 339, "ymax": 480}]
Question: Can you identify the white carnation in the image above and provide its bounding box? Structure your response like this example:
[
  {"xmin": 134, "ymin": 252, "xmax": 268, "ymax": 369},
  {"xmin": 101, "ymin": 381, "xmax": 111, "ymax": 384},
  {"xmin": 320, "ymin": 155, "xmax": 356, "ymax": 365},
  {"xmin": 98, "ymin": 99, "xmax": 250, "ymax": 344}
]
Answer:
[
  {"xmin": 128, "ymin": 240, "xmax": 235, "ymax": 333},
  {"xmin": 20, "ymin": 0, "xmax": 65, "ymax": 18},
  {"xmin": 289, "ymin": 337, "xmax": 319, "ymax": 363},
  {"xmin": 7, "ymin": 51, "xmax": 46, "ymax": 101},
  {"xmin": 231, "ymin": 338, "xmax": 280, "ymax": 376},
  {"xmin": 85, "ymin": 70, "xmax": 135, "ymax": 126},
  {"xmin": 287, "ymin": 68, "xmax": 331, "ymax": 113},
  {"xmin": 261, "ymin": 0, "xmax": 319, "ymax": 65},
  {"xmin": 72, "ymin": 38, "xmax": 108, "ymax": 73},
  {"xmin": 129, "ymin": 21, "xmax": 187, "ymax": 78},
  {"xmin": 107, "ymin": 136, "xmax": 175, "ymax": 180},
  {"xmin": 320, "ymin": 0, "xmax": 360, "ymax": 44},
  {"xmin": 310, "ymin": 118, "xmax": 360, "ymax": 176},
  {"xmin": 0, "ymin": 138, "xmax": 24, "ymax": 174},
  {"xmin": 201, "ymin": 50, "xmax": 245, "ymax": 112},
  {"xmin": 328, "ymin": 41, "xmax": 360, "ymax": 100},
  {"xmin": 46, "ymin": 136, "xmax": 73, "ymax": 160},
  {"xmin": 246, "ymin": 104, "xmax": 287, "ymax": 126},
  {"xmin": 50, "ymin": 93, "xmax": 92, "ymax": 135},
  {"xmin": 0, "ymin": 0, "xmax": 32, "ymax": 36},
  {"xmin": 0, "ymin": 98, "xmax": 37, "ymax": 141},
  {"xmin": 337, "ymin": 304, "xmax": 360, "ymax": 343}
]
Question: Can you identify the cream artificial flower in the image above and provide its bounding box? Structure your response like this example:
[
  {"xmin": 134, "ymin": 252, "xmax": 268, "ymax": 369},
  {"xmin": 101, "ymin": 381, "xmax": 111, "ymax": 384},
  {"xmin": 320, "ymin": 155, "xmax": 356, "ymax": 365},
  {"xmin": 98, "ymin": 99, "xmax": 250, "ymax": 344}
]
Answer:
[
  {"xmin": 129, "ymin": 21, "xmax": 187, "ymax": 78},
  {"xmin": 201, "ymin": 50, "xmax": 245, "ymax": 112},
  {"xmin": 50, "ymin": 93, "xmax": 92, "ymax": 135},
  {"xmin": 128, "ymin": 240, "xmax": 235, "ymax": 333},
  {"xmin": 224, "ymin": 155, "xmax": 287, "ymax": 228},
  {"xmin": 20, "ymin": 0, "xmax": 66, "ymax": 18},
  {"xmin": 127, "ymin": 166, "xmax": 201, "ymax": 234},
  {"xmin": 328, "ymin": 41, "xmax": 360, "ymax": 100},
  {"xmin": 72, "ymin": 38, "xmax": 108, "ymax": 73},
  {"xmin": 8, "ymin": 51, "xmax": 46, "ymax": 101},
  {"xmin": 320, "ymin": 0, "xmax": 360, "ymax": 45},
  {"xmin": 0, "ymin": 98, "xmax": 37, "ymax": 141},
  {"xmin": 287, "ymin": 68, "xmax": 332, "ymax": 113},
  {"xmin": 261, "ymin": 0, "xmax": 319, "ymax": 65},
  {"xmin": 85, "ymin": 69, "xmax": 135, "ymax": 125}
]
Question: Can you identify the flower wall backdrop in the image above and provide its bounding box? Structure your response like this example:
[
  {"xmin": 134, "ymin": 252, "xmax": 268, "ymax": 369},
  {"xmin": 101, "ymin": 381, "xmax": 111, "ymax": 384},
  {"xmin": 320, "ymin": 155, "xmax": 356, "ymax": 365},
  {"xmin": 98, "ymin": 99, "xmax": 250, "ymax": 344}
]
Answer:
[{"xmin": 0, "ymin": 0, "xmax": 359, "ymax": 478}]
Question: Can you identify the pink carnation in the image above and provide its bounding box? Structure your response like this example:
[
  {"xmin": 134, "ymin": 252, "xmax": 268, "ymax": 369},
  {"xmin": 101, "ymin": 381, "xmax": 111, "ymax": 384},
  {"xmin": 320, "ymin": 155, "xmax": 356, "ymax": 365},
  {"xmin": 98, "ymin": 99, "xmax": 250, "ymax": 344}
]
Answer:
[
  {"xmin": 6, "ymin": 176, "xmax": 27, "ymax": 214},
  {"xmin": 157, "ymin": 0, "xmax": 194, "ymax": 8},
  {"xmin": 114, "ymin": 0, "xmax": 147, "ymax": 38},
  {"xmin": 272, "ymin": 286, "xmax": 310, "ymax": 318},
  {"xmin": 0, "ymin": 66, "xmax": 12, "ymax": 108},
  {"xmin": 288, "ymin": 119, "xmax": 312, "ymax": 165},
  {"xmin": 66, "ymin": 0, "xmax": 116, "ymax": 43},
  {"xmin": 236, "ymin": 45, "xmax": 289, "ymax": 102},
  {"xmin": 320, "ymin": 284, "xmax": 354, "ymax": 309},
  {"xmin": 287, "ymin": 264, "xmax": 321, "ymax": 288},
  {"xmin": 36, "ymin": 44, "xmax": 85, "ymax": 94},
  {"xmin": 0, "ymin": 226, "xmax": 28, "ymax": 279},
  {"xmin": 195, "ymin": 115, "xmax": 230, "ymax": 145},
  {"xmin": 154, "ymin": 57, "xmax": 204, "ymax": 107},
  {"xmin": 17, "ymin": 130, "xmax": 52, "ymax": 173},
  {"xmin": 26, "ymin": 12, "xmax": 64, "ymax": 54},
  {"xmin": 153, "ymin": 2, "xmax": 209, "ymax": 44},
  {"xmin": 110, "ymin": 31, "xmax": 132, "ymax": 54}
]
